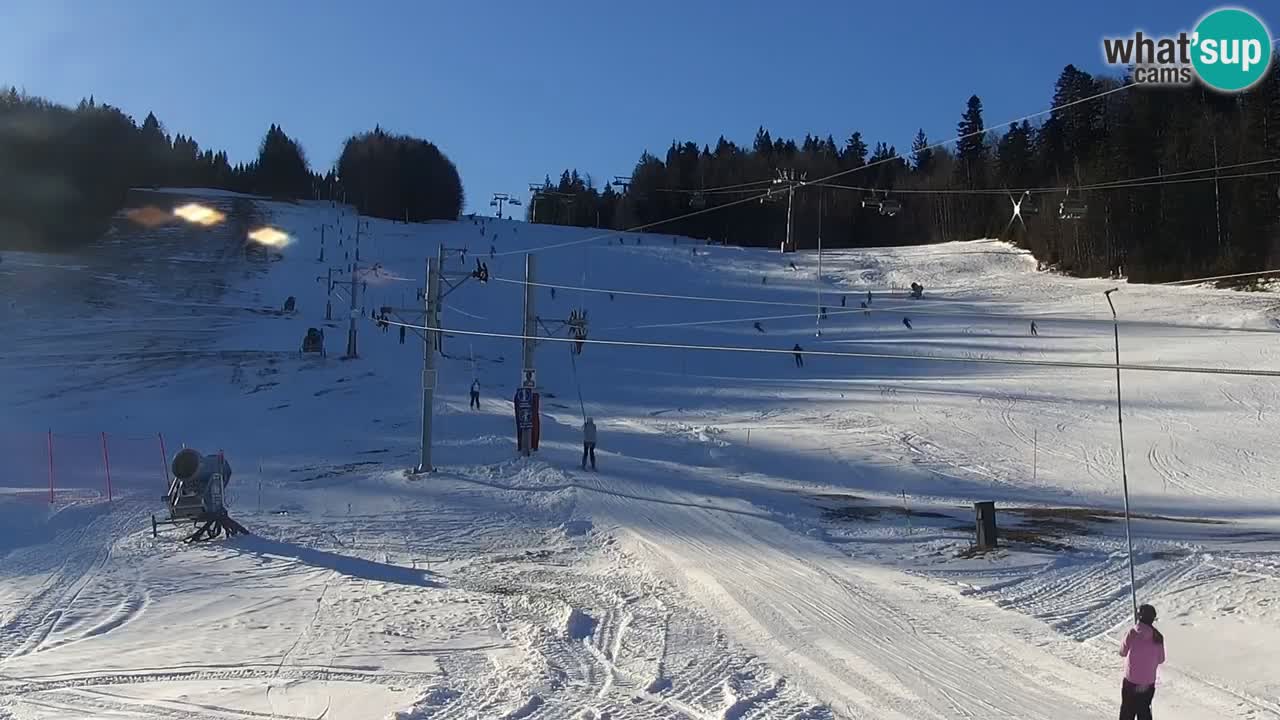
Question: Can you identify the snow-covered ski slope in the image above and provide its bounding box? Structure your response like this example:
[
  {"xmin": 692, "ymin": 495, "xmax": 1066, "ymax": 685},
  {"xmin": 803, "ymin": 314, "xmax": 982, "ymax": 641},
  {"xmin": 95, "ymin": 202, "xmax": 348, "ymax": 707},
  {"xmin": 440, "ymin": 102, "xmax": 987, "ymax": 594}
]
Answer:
[{"xmin": 2, "ymin": 192, "xmax": 1280, "ymax": 719}]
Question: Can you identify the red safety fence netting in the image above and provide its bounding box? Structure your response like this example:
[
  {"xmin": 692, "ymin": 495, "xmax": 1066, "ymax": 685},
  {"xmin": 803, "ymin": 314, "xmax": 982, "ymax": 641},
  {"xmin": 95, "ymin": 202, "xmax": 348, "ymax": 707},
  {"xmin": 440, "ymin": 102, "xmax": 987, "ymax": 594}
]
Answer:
[{"xmin": 0, "ymin": 430, "xmax": 176, "ymax": 503}]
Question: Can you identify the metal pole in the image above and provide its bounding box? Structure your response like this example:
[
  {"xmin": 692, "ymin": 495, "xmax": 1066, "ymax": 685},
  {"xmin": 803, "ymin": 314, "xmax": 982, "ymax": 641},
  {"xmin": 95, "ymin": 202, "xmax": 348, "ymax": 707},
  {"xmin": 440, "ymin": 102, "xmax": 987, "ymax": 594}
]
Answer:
[
  {"xmin": 1105, "ymin": 288, "xmax": 1139, "ymax": 622},
  {"xmin": 1212, "ymin": 133, "xmax": 1223, "ymax": 248},
  {"xmin": 417, "ymin": 255, "xmax": 440, "ymax": 474},
  {"xmin": 325, "ymin": 268, "xmax": 333, "ymax": 321},
  {"xmin": 785, "ymin": 180, "xmax": 794, "ymax": 253},
  {"xmin": 345, "ymin": 214, "xmax": 361, "ymax": 359},
  {"xmin": 318, "ymin": 224, "xmax": 326, "ymax": 262},
  {"xmin": 520, "ymin": 254, "xmax": 537, "ymax": 456},
  {"xmin": 816, "ymin": 189, "xmax": 823, "ymax": 336},
  {"xmin": 434, "ymin": 244, "xmax": 445, "ymax": 356}
]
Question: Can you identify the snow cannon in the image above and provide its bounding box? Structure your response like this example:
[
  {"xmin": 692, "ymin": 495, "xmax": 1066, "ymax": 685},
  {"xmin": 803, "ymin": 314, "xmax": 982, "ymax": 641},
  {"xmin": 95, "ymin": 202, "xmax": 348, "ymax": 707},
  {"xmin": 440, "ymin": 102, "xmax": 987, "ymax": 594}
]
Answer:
[
  {"xmin": 152, "ymin": 448, "xmax": 249, "ymax": 542},
  {"xmin": 172, "ymin": 448, "xmax": 232, "ymax": 495}
]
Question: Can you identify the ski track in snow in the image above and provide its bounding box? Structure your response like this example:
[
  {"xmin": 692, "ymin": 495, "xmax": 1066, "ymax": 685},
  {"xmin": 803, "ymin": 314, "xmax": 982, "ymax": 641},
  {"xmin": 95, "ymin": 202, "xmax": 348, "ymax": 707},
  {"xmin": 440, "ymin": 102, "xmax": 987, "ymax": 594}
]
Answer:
[{"xmin": 3, "ymin": 203, "xmax": 1280, "ymax": 718}]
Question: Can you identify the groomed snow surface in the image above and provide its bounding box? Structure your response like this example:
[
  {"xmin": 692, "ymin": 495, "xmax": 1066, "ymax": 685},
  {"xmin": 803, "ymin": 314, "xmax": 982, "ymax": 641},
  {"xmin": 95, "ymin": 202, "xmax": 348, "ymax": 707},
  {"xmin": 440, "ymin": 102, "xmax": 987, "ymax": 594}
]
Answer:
[{"xmin": 2, "ymin": 193, "xmax": 1279, "ymax": 719}]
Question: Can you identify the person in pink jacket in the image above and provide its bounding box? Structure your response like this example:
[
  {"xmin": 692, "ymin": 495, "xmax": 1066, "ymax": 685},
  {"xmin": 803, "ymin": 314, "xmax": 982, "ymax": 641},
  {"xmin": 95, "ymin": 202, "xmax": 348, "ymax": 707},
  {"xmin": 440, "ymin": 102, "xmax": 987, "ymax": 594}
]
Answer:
[{"xmin": 1119, "ymin": 604, "xmax": 1166, "ymax": 720}]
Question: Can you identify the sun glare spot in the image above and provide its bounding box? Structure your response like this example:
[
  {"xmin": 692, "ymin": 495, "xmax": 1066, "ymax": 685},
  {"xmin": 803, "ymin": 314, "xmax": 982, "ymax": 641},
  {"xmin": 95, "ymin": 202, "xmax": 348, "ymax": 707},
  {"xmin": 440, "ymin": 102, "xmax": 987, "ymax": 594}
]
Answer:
[
  {"xmin": 248, "ymin": 227, "xmax": 291, "ymax": 248},
  {"xmin": 173, "ymin": 203, "xmax": 226, "ymax": 226},
  {"xmin": 126, "ymin": 206, "xmax": 174, "ymax": 228}
]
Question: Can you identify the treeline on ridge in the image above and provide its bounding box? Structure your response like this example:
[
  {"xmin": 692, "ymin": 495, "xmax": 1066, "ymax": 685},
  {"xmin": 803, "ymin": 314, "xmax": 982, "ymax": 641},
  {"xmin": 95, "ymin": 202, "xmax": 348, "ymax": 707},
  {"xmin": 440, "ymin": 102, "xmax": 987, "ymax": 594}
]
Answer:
[
  {"xmin": 531, "ymin": 62, "xmax": 1280, "ymax": 283},
  {"xmin": 0, "ymin": 88, "xmax": 463, "ymax": 251}
]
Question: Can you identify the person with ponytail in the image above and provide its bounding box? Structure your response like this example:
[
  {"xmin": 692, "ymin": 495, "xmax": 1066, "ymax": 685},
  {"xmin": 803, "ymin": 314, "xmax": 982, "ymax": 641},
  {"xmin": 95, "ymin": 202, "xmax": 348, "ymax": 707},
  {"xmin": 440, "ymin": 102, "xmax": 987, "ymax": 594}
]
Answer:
[{"xmin": 1119, "ymin": 603, "xmax": 1165, "ymax": 720}]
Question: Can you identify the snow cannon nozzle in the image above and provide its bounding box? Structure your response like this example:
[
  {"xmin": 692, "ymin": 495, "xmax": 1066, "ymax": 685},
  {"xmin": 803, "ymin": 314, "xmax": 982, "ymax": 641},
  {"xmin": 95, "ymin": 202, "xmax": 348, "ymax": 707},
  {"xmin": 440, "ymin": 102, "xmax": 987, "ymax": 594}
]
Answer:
[
  {"xmin": 1104, "ymin": 288, "xmax": 1119, "ymax": 295},
  {"xmin": 170, "ymin": 448, "xmax": 232, "ymax": 489}
]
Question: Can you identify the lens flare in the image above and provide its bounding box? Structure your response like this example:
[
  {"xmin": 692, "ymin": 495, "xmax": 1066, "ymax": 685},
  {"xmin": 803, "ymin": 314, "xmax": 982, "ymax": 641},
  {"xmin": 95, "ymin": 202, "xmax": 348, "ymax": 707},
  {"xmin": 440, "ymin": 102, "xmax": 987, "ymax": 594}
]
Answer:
[
  {"xmin": 248, "ymin": 227, "xmax": 291, "ymax": 248},
  {"xmin": 173, "ymin": 203, "xmax": 226, "ymax": 226},
  {"xmin": 126, "ymin": 206, "xmax": 174, "ymax": 228}
]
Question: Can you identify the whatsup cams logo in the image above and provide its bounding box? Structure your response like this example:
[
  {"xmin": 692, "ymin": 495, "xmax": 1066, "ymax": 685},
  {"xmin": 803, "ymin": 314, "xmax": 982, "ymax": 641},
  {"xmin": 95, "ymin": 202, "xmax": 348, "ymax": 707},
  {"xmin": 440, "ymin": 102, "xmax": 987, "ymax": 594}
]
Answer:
[{"xmin": 1102, "ymin": 7, "xmax": 1273, "ymax": 92}]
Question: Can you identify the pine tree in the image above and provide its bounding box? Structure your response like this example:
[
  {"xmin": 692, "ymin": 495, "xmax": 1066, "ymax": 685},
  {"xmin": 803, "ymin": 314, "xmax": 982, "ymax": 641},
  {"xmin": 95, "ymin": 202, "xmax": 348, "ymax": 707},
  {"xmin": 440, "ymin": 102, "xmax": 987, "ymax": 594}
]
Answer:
[
  {"xmin": 254, "ymin": 124, "xmax": 311, "ymax": 198},
  {"xmin": 954, "ymin": 95, "xmax": 987, "ymax": 187},
  {"xmin": 843, "ymin": 132, "xmax": 868, "ymax": 168},
  {"xmin": 910, "ymin": 129, "xmax": 934, "ymax": 175}
]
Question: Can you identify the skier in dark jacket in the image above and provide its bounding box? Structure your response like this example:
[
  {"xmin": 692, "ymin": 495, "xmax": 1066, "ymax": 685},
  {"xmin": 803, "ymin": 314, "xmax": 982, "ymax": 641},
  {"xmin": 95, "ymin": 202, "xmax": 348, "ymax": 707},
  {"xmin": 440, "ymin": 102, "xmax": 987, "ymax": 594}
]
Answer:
[
  {"xmin": 469, "ymin": 380, "xmax": 480, "ymax": 409},
  {"xmin": 581, "ymin": 418, "xmax": 598, "ymax": 470},
  {"xmin": 903, "ymin": 317, "xmax": 913, "ymax": 329},
  {"xmin": 792, "ymin": 344, "xmax": 804, "ymax": 367}
]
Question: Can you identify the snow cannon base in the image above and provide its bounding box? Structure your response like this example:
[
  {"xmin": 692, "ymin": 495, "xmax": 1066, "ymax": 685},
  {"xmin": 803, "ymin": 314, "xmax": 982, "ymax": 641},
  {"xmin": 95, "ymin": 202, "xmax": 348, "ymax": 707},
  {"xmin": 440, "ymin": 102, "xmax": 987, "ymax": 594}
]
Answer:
[{"xmin": 152, "ymin": 448, "xmax": 250, "ymax": 543}]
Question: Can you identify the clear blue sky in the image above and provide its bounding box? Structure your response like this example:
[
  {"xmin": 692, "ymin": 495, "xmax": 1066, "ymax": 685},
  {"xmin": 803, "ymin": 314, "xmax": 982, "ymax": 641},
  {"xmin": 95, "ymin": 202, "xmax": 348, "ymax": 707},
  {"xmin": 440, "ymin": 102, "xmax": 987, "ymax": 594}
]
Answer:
[{"xmin": 2, "ymin": 1, "xmax": 1274, "ymax": 213}]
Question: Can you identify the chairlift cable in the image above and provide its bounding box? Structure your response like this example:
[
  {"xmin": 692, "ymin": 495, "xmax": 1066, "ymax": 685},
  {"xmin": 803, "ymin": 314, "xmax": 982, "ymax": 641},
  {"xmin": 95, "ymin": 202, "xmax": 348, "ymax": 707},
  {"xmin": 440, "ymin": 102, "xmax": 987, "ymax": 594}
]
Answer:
[
  {"xmin": 507, "ymin": 83, "xmax": 1136, "ymax": 257},
  {"xmin": 492, "ymin": 188, "xmax": 774, "ymax": 257},
  {"xmin": 489, "ymin": 275, "xmax": 1280, "ymax": 336},
  {"xmin": 377, "ymin": 318, "xmax": 1280, "ymax": 379},
  {"xmin": 1159, "ymin": 267, "xmax": 1280, "ymax": 286},
  {"xmin": 810, "ymin": 159, "xmax": 1280, "ymax": 197}
]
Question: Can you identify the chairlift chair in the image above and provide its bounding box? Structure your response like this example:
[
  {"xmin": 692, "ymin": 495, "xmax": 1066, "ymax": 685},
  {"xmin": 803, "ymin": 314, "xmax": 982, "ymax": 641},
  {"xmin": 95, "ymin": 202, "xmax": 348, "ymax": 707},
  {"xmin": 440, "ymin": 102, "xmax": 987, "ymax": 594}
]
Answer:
[
  {"xmin": 879, "ymin": 199, "xmax": 902, "ymax": 217},
  {"xmin": 689, "ymin": 193, "xmax": 707, "ymax": 209},
  {"xmin": 1059, "ymin": 198, "xmax": 1088, "ymax": 220},
  {"xmin": 1019, "ymin": 196, "xmax": 1040, "ymax": 216},
  {"xmin": 860, "ymin": 196, "xmax": 883, "ymax": 211}
]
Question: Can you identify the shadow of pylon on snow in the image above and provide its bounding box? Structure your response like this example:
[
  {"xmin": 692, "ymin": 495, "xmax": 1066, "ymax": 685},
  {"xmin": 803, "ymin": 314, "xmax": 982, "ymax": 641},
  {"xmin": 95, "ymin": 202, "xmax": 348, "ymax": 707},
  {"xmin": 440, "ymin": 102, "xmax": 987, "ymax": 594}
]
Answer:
[{"xmin": 224, "ymin": 535, "xmax": 443, "ymax": 588}]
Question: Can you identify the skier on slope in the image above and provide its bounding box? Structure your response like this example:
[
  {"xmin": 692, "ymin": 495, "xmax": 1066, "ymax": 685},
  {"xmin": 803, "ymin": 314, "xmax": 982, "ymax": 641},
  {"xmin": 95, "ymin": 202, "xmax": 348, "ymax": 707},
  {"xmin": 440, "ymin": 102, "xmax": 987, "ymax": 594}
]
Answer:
[
  {"xmin": 903, "ymin": 317, "xmax": 913, "ymax": 329},
  {"xmin": 792, "ymin": 344, "xmax": 804, "ymax": 367},
  {"xmin": 470, "ymin": 379, "xmax": 481, "ymax": 410},
  {"xmin": 1119, "ymin": 604, "xmax": 1165, "ymax": 720},
  {"xmin": 581, "ymin": 417, "xmax": 598, "ymax": 471},
  {"xmin": 1030, "ymin": 320, "xmax": 1039, "ymax": 337}
]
